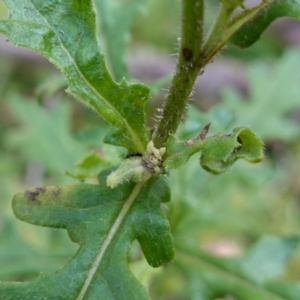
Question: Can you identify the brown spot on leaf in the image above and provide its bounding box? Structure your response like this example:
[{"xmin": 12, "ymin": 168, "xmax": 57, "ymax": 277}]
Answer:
[
  {"xmin": 25, "ymin": 187, "xmax": 45, "ymax": 202},
  {"xmin": 52, "ymin": 187, "xmax": 62, "ymax": 197},
  {"xmin": 182, "ymin": 47, "xmax": 193, "ymax": 61},
  {"xmin": 232, "ymin": 145, "xmax": 242, "ymax": 154}
]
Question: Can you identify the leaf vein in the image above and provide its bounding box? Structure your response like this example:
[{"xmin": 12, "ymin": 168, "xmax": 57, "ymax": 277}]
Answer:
[
  {"xmin": 27, "ymin": 0, "xmax": 145, "ymax": 152},
  {"xmin": 76, "ymin": 182, "xmax": 144, "ymax": 300}
]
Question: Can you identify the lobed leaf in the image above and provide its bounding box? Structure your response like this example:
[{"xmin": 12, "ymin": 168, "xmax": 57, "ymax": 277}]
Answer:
[
  {"xmin": 164, "ymin": 127, "xmax": 264, "ymax": 173},
  {"xmin": 0, "ymin": 169, "xmax": 174, "ymax": 299},
  {"xmin": 0, "ymin": 0, "xmax": 150, "ymax": 152},
  {"xmin": 230, "ymin": 0, "xmax": 300, "ymax": 48}
]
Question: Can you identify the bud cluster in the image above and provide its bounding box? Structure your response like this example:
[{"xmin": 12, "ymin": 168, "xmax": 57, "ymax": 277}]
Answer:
[{"xmin": 106, "ymin": 141, "xmax": 166, "ymax": 188}]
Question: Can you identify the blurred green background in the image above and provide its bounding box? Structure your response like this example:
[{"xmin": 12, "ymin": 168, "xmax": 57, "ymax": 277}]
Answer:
[{"xmin": 1, "ymin": 0, "xmax": 300, "ymax": 299}]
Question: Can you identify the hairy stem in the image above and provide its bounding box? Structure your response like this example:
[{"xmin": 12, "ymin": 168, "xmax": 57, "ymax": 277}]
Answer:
[
  {"xmin": 154, "ymin": 1, "xmax": 267, "ymax": 148},
  {"xmin": 154, "ymin": 0, "xmax": 204, "ymax": 147}
]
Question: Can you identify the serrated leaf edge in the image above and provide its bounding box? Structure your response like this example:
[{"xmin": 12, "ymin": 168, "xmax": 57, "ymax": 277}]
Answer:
[
  {"xmin": 1, "ymin": 1, "xmax": 147, "ymax": 153},
  {"xmin": 45, "ymin": 27, "xmax": 145, "ymax": 152}
]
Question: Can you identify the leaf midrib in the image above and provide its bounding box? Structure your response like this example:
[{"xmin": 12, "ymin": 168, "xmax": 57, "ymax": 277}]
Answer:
[
  {"xmin": 26, "ymin": 1, "xmax": 145, "ymax": 152},
  {"xmin": 76, "ymin": 182, "xmax": 144, "ymax": 300}
]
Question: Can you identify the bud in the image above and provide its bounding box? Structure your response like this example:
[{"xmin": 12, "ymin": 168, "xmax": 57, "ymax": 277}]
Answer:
[{"xmin": 106, "ymin": 141, "xmax": 166, "ymax": 188}]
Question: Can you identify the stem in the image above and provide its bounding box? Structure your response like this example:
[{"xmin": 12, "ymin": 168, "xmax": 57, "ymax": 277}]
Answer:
[
  {"xmin": 201, "ymin": 3, "xmax": 235, "ymax": 57},
  {"xmin": 154, "ymin": 1, "xmax": 267, "ymax": 148},
  {"xmin": 199, "ymin": 1, "xmax": 268, "ymax": 66},
  {"xmin": 154, "ymin": 0, "xmax": 204, "ymax": 148}
]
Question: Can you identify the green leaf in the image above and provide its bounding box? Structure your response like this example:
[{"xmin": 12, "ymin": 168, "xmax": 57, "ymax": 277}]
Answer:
[
  {"xmin": 164, "ymin": 127, "xmax": 264, "ymax": 173},
  {"xmin": 200, "ymin": 127, "xmax": 264, "ymax": 174},
  {"xmin": 230, "ymin": 0, "xmax": 300, "ymax": 48},
  {"xmin": 94, "ymin": 0, "xmax": 146, "ymax": 82},
  {"xmin": 0, "ymin": 0, "xmax": 150, "ymax": 152},
  {"xmin": 0, "ymin": 170, "xmax": 174, "ymax": 299},
  {"xmin": 175, "ymin": 236, "xmax": 300, "ymax": 300}
]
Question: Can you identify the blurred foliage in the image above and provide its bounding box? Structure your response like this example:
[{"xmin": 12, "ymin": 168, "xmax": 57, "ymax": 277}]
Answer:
[
  {"xmin": 132, "ymin": 0, "xmax": 285, "ymax": 60},
  {"xmin": 94, "ymin": 0, "xmax": 147, "ymax": 82},
  {"xmin": 180, "ymin": 49, "xmax": 300, "ymax": 141},
  {"xmin": 131, "ymin": 0, "xmax": 180, "ymax": 52},
  {"xmin": 0, "ymin": 0, "xmax": 300, "ymax": 299}
]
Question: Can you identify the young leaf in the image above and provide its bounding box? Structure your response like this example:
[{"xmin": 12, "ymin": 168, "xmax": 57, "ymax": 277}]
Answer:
[
  {"xmin": 230, "ymin": 0, "xmax": 300, "ymax": 48},
  {"xmin": 0, "ymin": 0, "xmax": 150, "ymax": 152},
  {"xmin": 164, "ymin": 127, "xmax": 264, "ymax": 173},
  {"xmin": 0, "ymin": 170, "xmax": 174, "ymax": 299},
  {"xmin": 94, "ymin": 0, "xmax": 146, "ymax": 82}
]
